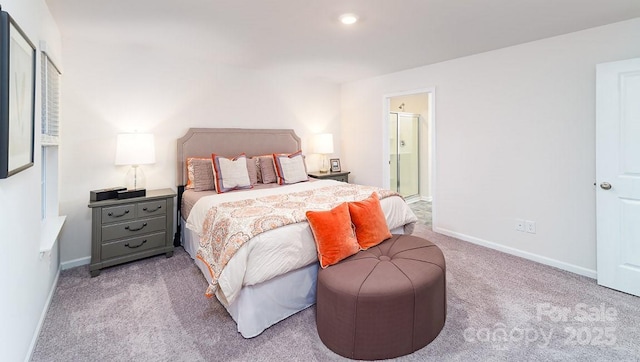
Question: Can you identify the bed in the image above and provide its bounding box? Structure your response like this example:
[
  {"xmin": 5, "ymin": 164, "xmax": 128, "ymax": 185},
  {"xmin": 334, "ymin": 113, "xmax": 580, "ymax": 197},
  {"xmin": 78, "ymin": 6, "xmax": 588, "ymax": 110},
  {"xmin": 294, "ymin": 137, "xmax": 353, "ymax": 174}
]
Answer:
[{"xmin": 176, "ymin": 128, "xmax": 418, "ymax": 338}]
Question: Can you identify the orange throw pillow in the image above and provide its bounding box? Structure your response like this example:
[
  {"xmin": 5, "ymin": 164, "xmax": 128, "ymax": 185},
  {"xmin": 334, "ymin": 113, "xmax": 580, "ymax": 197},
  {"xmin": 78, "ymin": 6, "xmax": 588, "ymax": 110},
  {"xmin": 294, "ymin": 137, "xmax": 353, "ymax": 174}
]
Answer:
[
  {"xmin": 306, "ymin": 203, "xmax": 361, "ymax": 268},
  {"xmin": 348, "ymin": 192, "xmax": 392, "ymax": 249}
]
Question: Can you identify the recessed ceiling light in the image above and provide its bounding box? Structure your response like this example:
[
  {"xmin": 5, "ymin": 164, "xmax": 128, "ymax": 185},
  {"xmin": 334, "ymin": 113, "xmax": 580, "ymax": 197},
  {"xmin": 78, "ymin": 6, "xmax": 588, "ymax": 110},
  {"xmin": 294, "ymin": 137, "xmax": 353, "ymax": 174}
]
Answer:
[{"xmin": 339, "ymin": 13, "xmax": 359, "ymax": 25}]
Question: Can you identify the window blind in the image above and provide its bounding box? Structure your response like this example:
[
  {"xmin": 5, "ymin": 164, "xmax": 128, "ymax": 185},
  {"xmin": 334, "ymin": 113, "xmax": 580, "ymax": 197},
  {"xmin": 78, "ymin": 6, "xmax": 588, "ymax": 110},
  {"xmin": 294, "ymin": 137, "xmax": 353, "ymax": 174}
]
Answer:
[{"xmin": 41, "ymin": 53, "xmax": 61, "ymax": 146}]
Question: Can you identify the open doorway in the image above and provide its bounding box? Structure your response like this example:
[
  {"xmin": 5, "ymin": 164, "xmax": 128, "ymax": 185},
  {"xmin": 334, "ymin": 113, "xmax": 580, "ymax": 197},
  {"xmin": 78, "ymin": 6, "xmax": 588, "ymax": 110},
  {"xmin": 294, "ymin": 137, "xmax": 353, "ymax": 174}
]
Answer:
[{"xmin": 383, "ymin": 88, "xmax": 435, "ymax": 228}]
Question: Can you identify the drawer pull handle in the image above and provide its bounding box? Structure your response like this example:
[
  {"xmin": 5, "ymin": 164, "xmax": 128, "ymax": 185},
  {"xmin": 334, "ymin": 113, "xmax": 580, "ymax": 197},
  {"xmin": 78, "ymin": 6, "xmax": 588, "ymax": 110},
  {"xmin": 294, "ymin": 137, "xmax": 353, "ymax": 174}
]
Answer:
[
  {"xmin": 108, "ymin": 210, "xmax": 130, "ymax": 218},
  {"xmin": 125, "ymin": 223, "xmax": 147, "ymax": 232},
  {"xmin": 143, "ymin": 206, "xmax": 162, "ymax": 212},
  {"xmin": 125, "ymin": 239, "xmax": 147, "ymax": 249}
]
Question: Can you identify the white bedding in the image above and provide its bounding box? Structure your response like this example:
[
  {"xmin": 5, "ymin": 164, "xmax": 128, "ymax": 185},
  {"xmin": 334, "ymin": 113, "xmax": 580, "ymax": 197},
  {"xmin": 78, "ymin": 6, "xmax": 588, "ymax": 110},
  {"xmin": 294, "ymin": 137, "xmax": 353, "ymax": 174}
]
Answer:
[
  {"xmin": 186, "ymin": 179, "xmax": 418, "ymax": 305},
  {"xmin": 183, "ymin": 221, "xmax": 319, "ymax": 338}
]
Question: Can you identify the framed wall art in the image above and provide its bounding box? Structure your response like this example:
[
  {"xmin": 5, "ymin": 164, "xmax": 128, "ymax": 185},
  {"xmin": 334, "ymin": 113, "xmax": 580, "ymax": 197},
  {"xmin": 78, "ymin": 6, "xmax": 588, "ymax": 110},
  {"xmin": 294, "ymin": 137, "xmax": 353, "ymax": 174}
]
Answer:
[{"xmin": 0, "ymin": 9, "xmax": 36, "ymax": 179}]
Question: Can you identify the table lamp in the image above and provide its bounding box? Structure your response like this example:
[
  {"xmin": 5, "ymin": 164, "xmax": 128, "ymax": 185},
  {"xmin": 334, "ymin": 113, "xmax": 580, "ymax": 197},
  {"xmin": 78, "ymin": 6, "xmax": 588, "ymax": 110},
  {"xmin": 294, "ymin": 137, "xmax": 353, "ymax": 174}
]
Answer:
[
  {"xmin": 312, "ymin": 133, "xmax": 334, "ymax": 173},
  {"xmin": 115, "ymin": 133, "xmax": 155, "ymax": 192}
]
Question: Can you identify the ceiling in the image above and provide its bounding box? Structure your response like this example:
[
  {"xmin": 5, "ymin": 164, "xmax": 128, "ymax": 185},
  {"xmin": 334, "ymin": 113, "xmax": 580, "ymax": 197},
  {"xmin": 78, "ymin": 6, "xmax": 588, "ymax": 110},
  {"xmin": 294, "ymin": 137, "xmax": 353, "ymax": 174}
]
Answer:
[{"xmin": 46, "ymin": 0, "xmax": 640, "ymax": 83}]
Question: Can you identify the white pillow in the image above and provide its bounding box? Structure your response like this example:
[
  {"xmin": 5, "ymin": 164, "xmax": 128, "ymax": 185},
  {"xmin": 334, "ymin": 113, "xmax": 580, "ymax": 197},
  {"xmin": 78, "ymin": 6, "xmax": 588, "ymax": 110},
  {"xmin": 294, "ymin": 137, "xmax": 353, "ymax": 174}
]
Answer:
[
  {"xmin": 211, "ymin": 153, "xmax": 252, "ymax": 193},
  {"xmin": 273, "ymin": 151, "xmax": 308, "ymax": 185}
]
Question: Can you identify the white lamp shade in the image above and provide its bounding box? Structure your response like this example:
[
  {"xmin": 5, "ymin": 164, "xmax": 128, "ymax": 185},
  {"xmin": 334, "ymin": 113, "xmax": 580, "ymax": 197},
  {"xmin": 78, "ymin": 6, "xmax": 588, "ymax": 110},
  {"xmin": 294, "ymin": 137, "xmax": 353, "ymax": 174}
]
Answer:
[
  {"xmin": 312, "ymin": 133, "xmax": 334, "ymax": 154},
  {"xmin": 115, "ymin": 133, "xmax": 156, "ymax": 166}
]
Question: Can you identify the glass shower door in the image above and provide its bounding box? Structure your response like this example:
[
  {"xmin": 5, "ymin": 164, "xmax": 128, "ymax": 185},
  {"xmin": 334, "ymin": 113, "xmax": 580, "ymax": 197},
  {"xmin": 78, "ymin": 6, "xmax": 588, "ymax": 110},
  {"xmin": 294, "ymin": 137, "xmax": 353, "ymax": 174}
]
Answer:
[
  {"xmin": 390, "ymin": 113, "xmax": 419, "ymax": 198},
  {"xmin": 389, "ymin": 113, "xmax": 399, "ymax": 193}
]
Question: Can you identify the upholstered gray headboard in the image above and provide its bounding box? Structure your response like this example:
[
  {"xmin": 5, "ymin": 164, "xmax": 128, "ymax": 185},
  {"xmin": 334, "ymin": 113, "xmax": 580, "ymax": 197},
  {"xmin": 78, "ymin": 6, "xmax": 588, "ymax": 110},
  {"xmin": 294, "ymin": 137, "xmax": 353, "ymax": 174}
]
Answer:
[{"xmin": 176, "ymin": 128, "xmax": 302, "ymax": 186}]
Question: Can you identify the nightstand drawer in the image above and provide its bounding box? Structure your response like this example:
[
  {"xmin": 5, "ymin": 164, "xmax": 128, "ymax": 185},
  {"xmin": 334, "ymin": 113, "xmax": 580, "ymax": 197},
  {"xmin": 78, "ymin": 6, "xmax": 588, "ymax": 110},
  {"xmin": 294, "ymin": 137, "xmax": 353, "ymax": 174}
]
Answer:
[
  {"xmin": 137, "ymin": 199, "xmax": 167, "ymax": 217},
  {"xmin": 333, "ymin": 175, "xmax": 348, "ymax": 183},
  {"xmin": 101, "ymin": 216, "xmax": 166, "ymax": 242},
  {"xmin": 101, "ymin": 232, "xmax": 166, "ymax": 259},
  {"xmin": 102, "ymin": 204, "xmax": 135, "ymax": 223}
]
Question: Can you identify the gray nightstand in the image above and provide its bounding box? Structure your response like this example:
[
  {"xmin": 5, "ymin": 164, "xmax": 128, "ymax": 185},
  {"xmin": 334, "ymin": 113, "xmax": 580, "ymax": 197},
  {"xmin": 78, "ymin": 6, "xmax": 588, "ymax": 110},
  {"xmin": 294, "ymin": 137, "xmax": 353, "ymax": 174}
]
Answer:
[
  {"xmin": 308, "ymin": 171, "xmax": 350, "ymax": 183},
  {"xmin": 88, "ymin": 188, "xmax": 176, "ymax": 277}
]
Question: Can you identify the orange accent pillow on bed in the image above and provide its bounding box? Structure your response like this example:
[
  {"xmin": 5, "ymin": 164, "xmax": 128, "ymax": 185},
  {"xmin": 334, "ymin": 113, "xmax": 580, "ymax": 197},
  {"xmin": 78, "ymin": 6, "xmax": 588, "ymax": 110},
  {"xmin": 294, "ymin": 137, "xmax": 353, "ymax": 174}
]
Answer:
[
  {"xmin": 348, "ymin": 192, "xmax": 392, "ymax": 250},
  {"xmin": 306, "ymin": 203, "xmax": 361, "ymax": 268}
]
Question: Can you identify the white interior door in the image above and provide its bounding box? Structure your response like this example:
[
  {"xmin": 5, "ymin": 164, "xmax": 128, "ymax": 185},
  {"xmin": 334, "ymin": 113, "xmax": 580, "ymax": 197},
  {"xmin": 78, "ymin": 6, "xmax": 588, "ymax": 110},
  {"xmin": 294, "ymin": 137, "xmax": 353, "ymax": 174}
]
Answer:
[{"xmin": 596, "ymin": 57, "xmax": 640, "ymax": 297}]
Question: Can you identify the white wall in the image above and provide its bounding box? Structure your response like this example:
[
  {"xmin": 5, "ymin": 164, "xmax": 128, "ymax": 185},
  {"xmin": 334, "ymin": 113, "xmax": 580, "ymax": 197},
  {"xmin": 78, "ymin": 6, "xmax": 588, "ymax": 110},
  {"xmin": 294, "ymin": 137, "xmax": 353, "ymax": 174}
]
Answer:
[
  {"xmin": 341, "ymin": 18, "xmax": 640, "ymax": 275},
  {"xmin": 0, "ymin": 1, "xmax": 62, "ymax": 361},
  {"xmin": 57, "ymin": 34, "xmax": 341, "ymax": 264}
]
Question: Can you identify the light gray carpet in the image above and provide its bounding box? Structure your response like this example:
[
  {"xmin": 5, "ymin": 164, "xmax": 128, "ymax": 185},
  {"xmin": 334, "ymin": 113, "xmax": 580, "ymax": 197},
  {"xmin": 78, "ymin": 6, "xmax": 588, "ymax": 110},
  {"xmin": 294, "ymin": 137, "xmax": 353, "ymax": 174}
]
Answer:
[{"xmin": 32, "ymin": 225, "xmax": 640, "ymax": 361}]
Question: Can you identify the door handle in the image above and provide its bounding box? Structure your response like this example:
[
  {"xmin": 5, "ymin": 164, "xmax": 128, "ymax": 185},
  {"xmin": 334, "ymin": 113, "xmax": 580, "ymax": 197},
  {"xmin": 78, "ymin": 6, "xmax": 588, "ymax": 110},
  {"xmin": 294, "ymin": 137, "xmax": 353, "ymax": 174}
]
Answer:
[{"xmin": 600, "ymin": 182, "xmax": 612, "ymax": 190}]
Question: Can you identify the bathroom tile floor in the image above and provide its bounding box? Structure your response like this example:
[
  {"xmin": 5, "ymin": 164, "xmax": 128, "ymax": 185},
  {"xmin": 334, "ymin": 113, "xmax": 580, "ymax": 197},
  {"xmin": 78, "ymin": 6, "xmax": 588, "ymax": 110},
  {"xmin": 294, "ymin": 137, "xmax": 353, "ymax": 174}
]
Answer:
[{"xmin": 409, "ymin": 200, "xmax": 432, "ymax": 229}]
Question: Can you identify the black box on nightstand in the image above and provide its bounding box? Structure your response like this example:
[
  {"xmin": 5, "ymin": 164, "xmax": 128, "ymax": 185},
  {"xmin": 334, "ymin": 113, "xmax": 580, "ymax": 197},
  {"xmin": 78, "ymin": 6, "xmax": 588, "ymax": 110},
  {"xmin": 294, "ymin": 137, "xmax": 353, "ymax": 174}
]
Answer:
[
  {"xmin": 90, "ymin": 187, "xmax": 127, "ymax": 202},
  {"xmin": 117, "ymin": 189, "xmax": 146, "ymax": 199}
]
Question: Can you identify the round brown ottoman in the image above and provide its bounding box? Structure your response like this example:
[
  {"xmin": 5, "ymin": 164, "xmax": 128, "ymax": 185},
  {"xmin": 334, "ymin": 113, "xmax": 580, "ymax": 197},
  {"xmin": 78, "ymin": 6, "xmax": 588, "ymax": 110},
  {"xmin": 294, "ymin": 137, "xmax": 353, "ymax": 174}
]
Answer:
[{"xmin": 316, "ymin": 234, "xmax": 446, "ymax": 360}]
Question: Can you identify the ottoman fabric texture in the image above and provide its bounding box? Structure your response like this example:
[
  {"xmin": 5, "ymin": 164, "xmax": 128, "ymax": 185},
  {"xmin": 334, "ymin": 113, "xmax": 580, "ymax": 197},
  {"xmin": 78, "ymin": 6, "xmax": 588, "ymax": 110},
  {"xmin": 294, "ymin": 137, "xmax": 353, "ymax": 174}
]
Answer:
[{"xmin": 316, "ymin": 234, "xmax": 446, "ymax": 360}]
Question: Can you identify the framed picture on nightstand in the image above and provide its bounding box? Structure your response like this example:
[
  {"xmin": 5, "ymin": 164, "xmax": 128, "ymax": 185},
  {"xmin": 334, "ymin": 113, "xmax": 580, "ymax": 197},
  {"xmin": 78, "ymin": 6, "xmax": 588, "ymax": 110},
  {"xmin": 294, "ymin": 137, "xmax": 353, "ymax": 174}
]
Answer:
[{"xmin": 330, "ymin": 158, "xmax": 341, "ymax": 172}]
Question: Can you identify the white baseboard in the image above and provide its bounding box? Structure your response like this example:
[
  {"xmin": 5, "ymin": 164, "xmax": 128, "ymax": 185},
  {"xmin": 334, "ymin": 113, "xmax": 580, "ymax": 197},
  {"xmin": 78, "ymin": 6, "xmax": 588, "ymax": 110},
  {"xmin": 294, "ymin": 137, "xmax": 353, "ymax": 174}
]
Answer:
[
  {"xmin": 25, "ymin": 266, "xmax": 60, "ymax": 362},
  {"xmin": 432, "ymin": 226, "xmax": 597, "ymax": 279},
  {"xmin": 421, "ymin": 196, "xmax": 432, "ymax": 202},
  {"xmin": 61, "ymin": 256, "xmax": 90, "ymax": 270}
]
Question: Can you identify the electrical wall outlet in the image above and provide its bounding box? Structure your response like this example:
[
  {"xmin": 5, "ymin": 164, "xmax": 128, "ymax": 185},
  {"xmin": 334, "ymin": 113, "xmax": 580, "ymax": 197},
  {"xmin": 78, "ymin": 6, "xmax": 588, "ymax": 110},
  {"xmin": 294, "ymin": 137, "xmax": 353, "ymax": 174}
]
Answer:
[
  {"xmin": 525, "ymin": 220, "xmax": 536, "ymax": 234},
  {"xmin": 515, "ymin": 219, "xmax": 525, "ymax": 232}
]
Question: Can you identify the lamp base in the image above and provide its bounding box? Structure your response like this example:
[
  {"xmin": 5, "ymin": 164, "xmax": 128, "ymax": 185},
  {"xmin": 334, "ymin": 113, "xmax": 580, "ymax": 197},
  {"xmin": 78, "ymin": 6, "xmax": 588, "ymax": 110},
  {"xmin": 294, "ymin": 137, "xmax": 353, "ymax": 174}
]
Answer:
[
  {"xmin": 319, "ymin": 155, "xmax": 329, "ymax": 173},
  {"xmin": 125, "ymin": 165, "xmax": 146, "ymax": 191}
]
